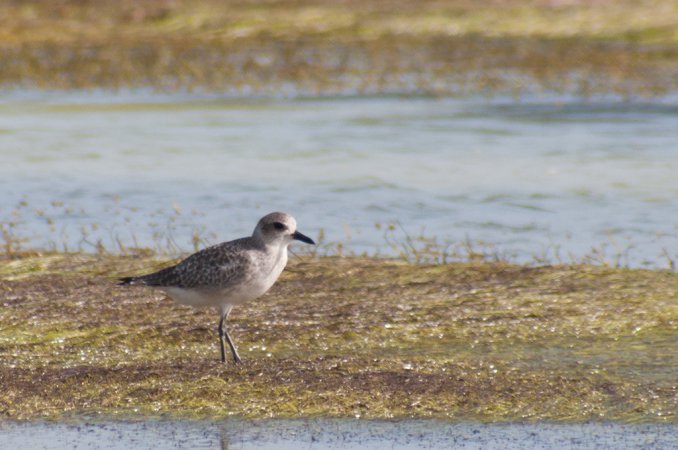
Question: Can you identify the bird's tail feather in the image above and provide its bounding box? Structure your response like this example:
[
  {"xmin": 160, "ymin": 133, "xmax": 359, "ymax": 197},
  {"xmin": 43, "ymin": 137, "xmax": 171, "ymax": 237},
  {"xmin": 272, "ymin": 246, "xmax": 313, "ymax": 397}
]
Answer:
[{"xmin": 118, "ymin": 276, "xmax": 138, "ymax": 286}]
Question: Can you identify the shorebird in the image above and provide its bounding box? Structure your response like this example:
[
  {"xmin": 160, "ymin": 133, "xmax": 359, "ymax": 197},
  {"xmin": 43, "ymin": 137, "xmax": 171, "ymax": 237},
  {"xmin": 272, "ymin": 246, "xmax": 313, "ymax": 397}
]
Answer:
[{"xmin": 118, "ymin": 212, "xmax": 315, "ymax": 363}]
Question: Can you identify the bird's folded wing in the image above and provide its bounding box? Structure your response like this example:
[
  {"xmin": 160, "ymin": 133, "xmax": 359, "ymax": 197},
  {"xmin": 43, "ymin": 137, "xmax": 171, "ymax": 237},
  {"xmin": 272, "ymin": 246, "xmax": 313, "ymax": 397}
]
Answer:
[{"xmin": 137, "ymin": 243, "xmax": 252, "ymax": 289}]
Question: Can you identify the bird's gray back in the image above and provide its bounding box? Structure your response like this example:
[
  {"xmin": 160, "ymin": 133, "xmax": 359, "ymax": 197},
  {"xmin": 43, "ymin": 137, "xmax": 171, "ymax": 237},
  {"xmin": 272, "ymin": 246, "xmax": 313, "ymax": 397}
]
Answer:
[{"xmin": 137, "ymin": 238, "xmax": 256, "ymax": 289}]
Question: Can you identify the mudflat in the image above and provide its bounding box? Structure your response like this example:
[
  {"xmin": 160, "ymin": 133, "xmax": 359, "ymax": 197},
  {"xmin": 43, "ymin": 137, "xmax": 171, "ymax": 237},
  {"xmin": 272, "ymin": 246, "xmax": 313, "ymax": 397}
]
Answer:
[
  {"xmin": 2, "ymin": 0, "xmax": 678, "ymax": 94},
  {"xmin": 1, "ymin": 253, "xmax": 676, "ymax": 421}
]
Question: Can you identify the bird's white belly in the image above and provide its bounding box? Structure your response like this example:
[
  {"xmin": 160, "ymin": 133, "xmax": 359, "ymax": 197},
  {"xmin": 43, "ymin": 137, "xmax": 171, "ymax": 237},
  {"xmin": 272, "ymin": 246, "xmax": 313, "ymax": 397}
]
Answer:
[{"xmin": 161, "ymin": 287, "xmax": 225, "ymax": 307}]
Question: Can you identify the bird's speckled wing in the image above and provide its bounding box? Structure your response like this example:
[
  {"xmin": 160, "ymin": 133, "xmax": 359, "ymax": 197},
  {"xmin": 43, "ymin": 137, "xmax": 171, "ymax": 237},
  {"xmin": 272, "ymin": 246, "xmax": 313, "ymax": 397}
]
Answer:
[{"xmin": 130, "ymin": 238, "xmax": 254, "ymax": 289}]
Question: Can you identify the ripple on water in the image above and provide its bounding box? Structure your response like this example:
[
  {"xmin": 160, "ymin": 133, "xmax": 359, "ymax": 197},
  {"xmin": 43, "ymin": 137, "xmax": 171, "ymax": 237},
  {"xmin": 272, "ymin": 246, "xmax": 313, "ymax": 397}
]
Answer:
[{"xmin": 0, "ymin": 95, "xmax": 676, "ymax": 267}]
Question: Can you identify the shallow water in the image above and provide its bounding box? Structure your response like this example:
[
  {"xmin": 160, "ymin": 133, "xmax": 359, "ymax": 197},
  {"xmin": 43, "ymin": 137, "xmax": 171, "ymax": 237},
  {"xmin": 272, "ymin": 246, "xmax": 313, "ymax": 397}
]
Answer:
[
  {"xmin": 0, "ymin": 92, "xmax": 676, "ymax": 266},
  {"xmin": 1, "ymin": 419, "xmax": 677, "ymax": 449}
]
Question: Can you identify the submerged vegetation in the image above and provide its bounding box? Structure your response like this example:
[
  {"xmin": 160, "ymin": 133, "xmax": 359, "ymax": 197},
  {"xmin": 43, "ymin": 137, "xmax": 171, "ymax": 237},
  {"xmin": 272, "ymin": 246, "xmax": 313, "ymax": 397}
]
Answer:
[
  {"xmin": 0, "ymin": 252, "xmax": 677, "ymax": 421},
  {"xmin": 2, "ymin": 0, "xmax": 678, "ymax": 95}
]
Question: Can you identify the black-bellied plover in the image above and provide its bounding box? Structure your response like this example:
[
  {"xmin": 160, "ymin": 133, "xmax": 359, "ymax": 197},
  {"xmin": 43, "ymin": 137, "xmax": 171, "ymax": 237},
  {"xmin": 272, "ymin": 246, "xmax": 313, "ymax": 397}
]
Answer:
[{"xmin": 118, "ymin": 212, "xmax": 315, "ymax": 363}]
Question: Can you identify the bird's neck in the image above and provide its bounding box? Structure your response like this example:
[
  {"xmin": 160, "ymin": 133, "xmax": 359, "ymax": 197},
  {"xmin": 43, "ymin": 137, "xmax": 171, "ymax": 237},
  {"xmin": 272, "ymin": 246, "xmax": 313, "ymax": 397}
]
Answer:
[{"xmin": 263, "ymin": 241, "xmax": 289, "ymax": 275}]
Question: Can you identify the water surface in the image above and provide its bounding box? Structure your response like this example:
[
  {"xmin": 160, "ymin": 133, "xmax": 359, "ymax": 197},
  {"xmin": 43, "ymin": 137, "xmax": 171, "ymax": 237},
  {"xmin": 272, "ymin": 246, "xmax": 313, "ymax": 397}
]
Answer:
[
  {"xmin": 1, "ymin": 93, "xmax": 676, "ymax": 266},
  {"xmin": 1, "ymin": 419, "xmax": 677, "ymax": 449}
]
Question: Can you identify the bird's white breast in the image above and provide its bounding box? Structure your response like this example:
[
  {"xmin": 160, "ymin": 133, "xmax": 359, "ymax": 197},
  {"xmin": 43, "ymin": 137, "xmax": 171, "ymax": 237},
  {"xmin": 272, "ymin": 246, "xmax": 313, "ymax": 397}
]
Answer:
[
  {"xmin": 245, "ymin": 244, "xmax": 288, "ymax": 299},
  {"xmin": 162, "ymin": 244, "xmax": 289, "ymax": 308}
]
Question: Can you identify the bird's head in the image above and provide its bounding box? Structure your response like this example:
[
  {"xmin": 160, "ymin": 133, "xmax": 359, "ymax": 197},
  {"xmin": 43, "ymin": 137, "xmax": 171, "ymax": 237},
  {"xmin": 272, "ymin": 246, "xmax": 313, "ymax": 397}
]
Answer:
[{"xmin": 253, "ymin": 212, "xmax": 315, "ymax": 247}]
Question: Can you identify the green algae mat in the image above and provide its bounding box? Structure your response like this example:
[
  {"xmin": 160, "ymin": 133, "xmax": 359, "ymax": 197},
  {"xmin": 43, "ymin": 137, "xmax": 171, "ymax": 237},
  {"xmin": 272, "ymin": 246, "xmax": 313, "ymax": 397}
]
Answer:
[
  {"xmin": 0, "ymin": 253, "xmax": 677, "ymax": 421},
  {"xmin": 3, "ymin": 0, "xmax": 678, "ymax": 94}
]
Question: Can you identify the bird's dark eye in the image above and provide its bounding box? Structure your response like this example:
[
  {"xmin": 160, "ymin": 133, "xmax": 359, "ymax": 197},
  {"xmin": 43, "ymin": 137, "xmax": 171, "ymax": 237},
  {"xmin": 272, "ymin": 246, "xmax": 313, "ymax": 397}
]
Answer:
[{"xmin": 273, "ymin": 222, "xmax": 286, "ymax": 231}]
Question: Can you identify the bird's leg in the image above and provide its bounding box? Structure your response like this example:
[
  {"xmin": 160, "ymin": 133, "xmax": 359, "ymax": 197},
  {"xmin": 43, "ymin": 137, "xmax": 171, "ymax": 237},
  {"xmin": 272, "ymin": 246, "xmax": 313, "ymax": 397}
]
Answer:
[
  {"xmin": 224, "ymin": 328, "xmax": 242, "ymax": 364},
  {"xmin": 218, "ymin": 305, "xmax": 241, "ymax": 364},
  {"xmin": 218, "ymin": 314, "xmax": 227, "ymax": 363}
]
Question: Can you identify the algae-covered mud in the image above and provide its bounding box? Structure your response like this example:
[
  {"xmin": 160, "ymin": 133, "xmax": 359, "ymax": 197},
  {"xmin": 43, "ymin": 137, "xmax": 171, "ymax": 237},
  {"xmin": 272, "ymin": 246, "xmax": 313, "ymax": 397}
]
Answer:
[
  {"xmin": 1, "ymin": 253, "xmax": 676, "ymax": 421},
  {"xmin": 2, "ymin": 0, "xmax": 678, "ymax": 95}
]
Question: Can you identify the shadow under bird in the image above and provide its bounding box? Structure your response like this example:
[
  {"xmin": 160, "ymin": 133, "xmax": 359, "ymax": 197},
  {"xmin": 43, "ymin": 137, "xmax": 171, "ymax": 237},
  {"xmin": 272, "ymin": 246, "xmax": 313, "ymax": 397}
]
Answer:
[{"xmin": 118, "ymin": 212, "xmax": 315, "ymax": 363}]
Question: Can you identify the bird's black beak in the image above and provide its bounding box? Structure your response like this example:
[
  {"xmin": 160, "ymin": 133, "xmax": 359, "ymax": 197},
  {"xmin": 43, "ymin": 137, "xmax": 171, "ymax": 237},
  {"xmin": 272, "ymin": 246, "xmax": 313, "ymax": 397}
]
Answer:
[{"xmin": 292, "ymin": 230, "xmax": 315, "ymax": 245}]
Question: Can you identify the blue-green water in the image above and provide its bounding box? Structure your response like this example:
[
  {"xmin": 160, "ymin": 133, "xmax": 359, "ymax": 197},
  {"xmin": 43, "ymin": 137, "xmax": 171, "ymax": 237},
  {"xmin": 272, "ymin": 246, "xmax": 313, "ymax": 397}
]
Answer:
[{"xmin": 1, "ymin": 93, "xmax": 676, "ymax": 266}]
